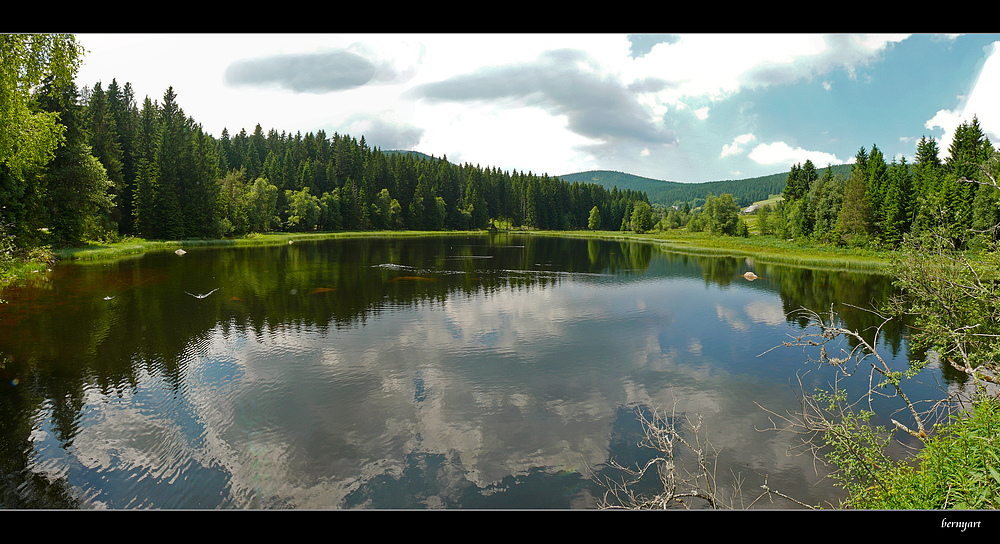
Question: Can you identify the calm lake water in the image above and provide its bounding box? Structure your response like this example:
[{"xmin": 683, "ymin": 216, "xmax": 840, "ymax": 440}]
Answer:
[{"xmin": 0, "ymin": 234, "xmax": 958, "ymax": 509}]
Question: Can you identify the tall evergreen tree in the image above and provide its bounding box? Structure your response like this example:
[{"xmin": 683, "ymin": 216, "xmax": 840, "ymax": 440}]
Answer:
[
  {"xmin": 810, "ymin": 167, "xmax": 844, "ymax": 243},
  {"xmin": 911, "ymin": 136, "xmax": 945, "ymax": 237},
  {"xmin": 865, "ymin": 144, "xmax": 889, "ymax": 235},
  {"xmin": 38, "ymin": 79, "xmax": 114, "ymax": 246},
  {"xmin": 835, "ymin": 164, "xmax": 872, "ymax": 247},
  {"xmin": 882, "ymin": 157, "xmax": 914, "ymax": 246},
  {"xmin": 1, "ymin": 34, "xmax": 84, "ymax": 249},
  {"xmin": 942, "ymin": 117, "xmax": 993, "ymax": 241},
  {"xmin": 84, "ymin": 81, "xmax": 125, "ymax": 231},
  {"xmin": 106, "ymin": 80, "xmax": 140, "ymax": 233},
  {"xmin": 148, "ymin": 87, "xmax": 186, "ymax": 239}
]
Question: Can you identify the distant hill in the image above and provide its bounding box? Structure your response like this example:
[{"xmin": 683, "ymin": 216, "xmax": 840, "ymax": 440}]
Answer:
[
  {"xmin": 383, "ymin": 148, "xmax": 854, "ymax": 209},
  {"xmin": 383, "ymin": 149, "xmax": 437, "ymax": 161},
  {"xmin": 557, "ymin": 164, "xmax": 853, "ymax": 207}
]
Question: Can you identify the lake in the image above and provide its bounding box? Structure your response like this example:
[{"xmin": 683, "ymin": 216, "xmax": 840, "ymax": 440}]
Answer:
[{"xmin": 0, "ymin": 233, "xmax": 957, "ymax": 509}]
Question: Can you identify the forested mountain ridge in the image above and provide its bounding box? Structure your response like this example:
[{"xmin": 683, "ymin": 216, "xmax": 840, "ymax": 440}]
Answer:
[{"xmin": 557, "ymin": 164, "xmax": 855, "ymax": 208}]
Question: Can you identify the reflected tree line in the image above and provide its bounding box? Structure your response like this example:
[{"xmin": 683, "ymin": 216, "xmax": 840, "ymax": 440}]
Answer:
[
  {"xmin": 0, "ymin": 235, "xmax": 657, "ymax": 506},
  {"xmin": 649, "ymin": 250, "xmax": 960, "ymax": 384},
  {"xmin": 0, "ymin": 236, "xmax": 958, "ymax": 507}
]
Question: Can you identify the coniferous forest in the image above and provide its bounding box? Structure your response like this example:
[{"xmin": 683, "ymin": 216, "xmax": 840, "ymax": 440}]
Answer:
[
  {"xmin": 759, "ymin": 120, "xmax": 999, "ymax": 251},
  {"xmin": 4, "ymin": 34, "xmax": 1000, "ymax": 261},
  {"xmin": 2, "ymin": 71, "xmax": 649, "ymax": 253}
]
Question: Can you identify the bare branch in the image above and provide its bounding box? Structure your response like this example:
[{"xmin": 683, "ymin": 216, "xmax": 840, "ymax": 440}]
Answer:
[{"xmin": 594, "ymin": 401, "xmax": 769, "ymax": 509}]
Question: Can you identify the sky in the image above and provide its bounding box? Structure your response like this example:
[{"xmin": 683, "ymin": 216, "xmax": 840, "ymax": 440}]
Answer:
[{"xmin": 72, "ymin": 33, "xmax": 1000, "ymax": 183}]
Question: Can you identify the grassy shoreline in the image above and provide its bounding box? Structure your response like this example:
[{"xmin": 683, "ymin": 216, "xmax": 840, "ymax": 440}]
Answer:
[
  {"xmin": 50, "ymin": 230, "xmax": 487, "ymax": 263},
  {"xmin": 3, "ymin": 228, "xmax": 895, "ymax": 287},
  {"xmin": 534, "ymin": 229, "xmax": 895, "ymax": 272}
]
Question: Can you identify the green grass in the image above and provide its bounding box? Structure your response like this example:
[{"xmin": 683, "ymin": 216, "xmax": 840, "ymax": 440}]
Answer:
[
  {"xmin": 16, "ymin": 227, "xmax": 893, "ymax": 279},
  {"xmin": 750, "ymin": 194, "xmax": 784, "ymax": 209},
  {"xmin": 52, "ymin": 230, "xmax": 492, "ymax": 263},
  {"xmin": 535, "ymin": 229, "xmax": 894, "ymax": 272},
  {"xmin": 1, "ymin": 244, "xmax": 57, "ymax": 289}
]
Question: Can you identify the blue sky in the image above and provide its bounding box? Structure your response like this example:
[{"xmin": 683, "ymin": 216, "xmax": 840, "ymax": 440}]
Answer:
[{"xmin": 74, "ymin": 33, "xmax": 1000, "ymax": 183}]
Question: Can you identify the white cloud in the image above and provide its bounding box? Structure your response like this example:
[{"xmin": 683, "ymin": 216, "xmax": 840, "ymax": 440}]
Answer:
[
  {"xmin": 72, "ymin": 33, "xmax": 925, "ymax": 182},
  {"xmin": 747, "ymin": 141, "xmax": 841, "ymax": 167},
  {"xmin": 629, "ymin": 34, "xmax": 903, "ymax": 107},
  {"xmin": 720, "ymin": 133, "xmax": 756, "ymax": 158},
  {"xmin": 926, "ymin": 40, "xmax": 1000, "ymax": 155}
]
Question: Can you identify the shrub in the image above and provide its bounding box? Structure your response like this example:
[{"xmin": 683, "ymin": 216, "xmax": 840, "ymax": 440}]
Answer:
[{"xmin": 842, "ymin": 391, "xmax": 1000, "ymax": 509}]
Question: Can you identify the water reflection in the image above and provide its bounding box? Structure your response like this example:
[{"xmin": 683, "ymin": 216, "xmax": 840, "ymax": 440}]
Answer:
[{"xmin": 0, "ymin": 234, "xmax": 948, "ymax": 508}]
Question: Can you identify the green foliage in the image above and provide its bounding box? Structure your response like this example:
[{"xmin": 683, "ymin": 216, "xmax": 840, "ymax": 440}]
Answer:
[
  {"xmin": 0, "ymin": 34, "xmax": 83, "ymax": 173},
  {"xmin": 782, "ymin": 160, "xmax": 818, "ymax": 201},
  {"xmin": 629, "ymin": 200, "xmax": 652, "ymax": 233},
  {"xmin": 318, "ymin": 189, "xmax": 342, "ymax": 231},
  {"xmin": 558, "ymin": 168, "xmax": 798, "ymax": 208},
  {"xmin": 809, "ymin": 169, "xmax": 844, "ymax": 243},
  {"xmin": 834, "ymin": 165, "xmax": 872, "ymax": 248},
  {"xmin": 702, "ymin": 193, "xmax": 739, "ymax": 235},
  {"xmin": 817, "ymin": 216, "xmax": 1000, "ymax": 509},
  {"xmin": 285, "ymin": 186, "xmax": 321, "ymax": 231},
  {"xmin": 1, "ymin": 34, "xmax": 84, "ymax": 252},
  {"xmin": 813, "ymin": 388, "xmax": 906, "ymax": 506},
  {"xmin": 881, "ymin": 158, "xmax": 913, "ymax": 246},
  {"xmin": 735, "ymin": 218, "xmax": 749, "ymax": 237},
  {"xmin": 841, "ymin": 392, "xmax": 1000, "ymax": 509},
  {"xmin": 588, "ymin": 205, "xmax": 601, "ymax": 230},
  {"xmin": 889, "ymin": 232, "xmax": 1000, "ymax": 373},
  {"xmin": 5, "ymin": 35, "xmax": 997, "ymax": 265},
  {"xmin": 45, "ymin": 144, "xmax": 115, "ymax": 246}
]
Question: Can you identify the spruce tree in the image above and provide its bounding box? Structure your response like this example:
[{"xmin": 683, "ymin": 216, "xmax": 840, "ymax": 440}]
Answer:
[
  {"xmin": 882, "ymin": 157, "xmax": 913, "ymax": 246},
  {"xmin": 911, "ymin": 136, "xmax": 944, "ymax": 237},
  {"xmin": 85, "ymin": 82, "xmax": 124, "ymax": 230},
  {"xmin": 943, "ymin": 117, "xmax": 993, "ymax": 240},
  {"xmin": 835, "ymin": 165, "xmax": 872, "ymax": 247},
  {"xmin": 38, "ymin": 80, "xmax": 114, "ymax": 246},
  {"xmin": 151, "ymin": 87, "xmax": 186, "ymax": 239},
  {"xmin": 107, "ymin": 80, "xmax": 140, "ymax": 233},
  {"xmin": 865, "ymin": 145, "xmax": 889, "ymax": 236}
]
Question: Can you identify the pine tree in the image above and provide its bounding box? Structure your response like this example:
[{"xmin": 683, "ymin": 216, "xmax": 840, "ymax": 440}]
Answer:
[
  {"xmin": 782, "ymin": 163, "xmax": 803, "ymax": 201},
  {"xmin": 1, "ymin": 35, "xmax": 84, "ymax": 249},
  {"xmin": 865, "ymin": 145, "xmax": 889, "ymax": 236},
  {"xmin": 150, "ymin": 87, "xmax": 186, "ymax": 239},
  {"xmin": 183, "ymin": 125, "xmax": 220, "ymax": 237},
  {"xmin": 811, "ymin": 168, "xmax": 844, "ymax": 244},
  {"xmin": 911, "ymin": 136, "xmax": 944, "ymax": 237},
  {"xmin": 882, "ymin": 157, "xmax": 913, "ymax": 246},
  {"xmin": 630, "ymin": 200, "xmax": 653, "ymax": 233},
  {"xmin": 107, "ymin": 80, "xmax": 140, "ymax": 233},
  {"xmin": 37, "ymin": 80, "xmax": 114, "ymax": 246},
  {"xmin": 835, "ymin": 164, "xmax": 872, "ymax": 247},
  {"xmin": 85, "ymin": 82, "xmax": 124, "ymax": 231},
  {"xmin": 943, "ymin": 117, "xmax": 993, "ymax": 241}
]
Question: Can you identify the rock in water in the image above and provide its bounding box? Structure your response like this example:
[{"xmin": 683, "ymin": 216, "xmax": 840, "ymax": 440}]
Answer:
[
  {"xmin": 175, "ymin": 249, "xmax": 187, "ymax": 256},
  {"xmin": 743, "ymin": 271, "xmax": 758, "ymax": 281}
]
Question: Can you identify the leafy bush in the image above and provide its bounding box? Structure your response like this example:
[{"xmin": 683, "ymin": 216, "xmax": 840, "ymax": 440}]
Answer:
[{"xmin": 839, "ymin": 391, "xmax": 1000, "ymax": 509}]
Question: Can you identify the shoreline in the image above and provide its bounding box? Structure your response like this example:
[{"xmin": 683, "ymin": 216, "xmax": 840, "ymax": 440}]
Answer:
[
  {"xmin": 3, "ymin": 228, "xmax": 895, "ymax": 290},
  {"xmin": 532, "ymin": 230, "xmax": 894, "ymax": 272}
]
